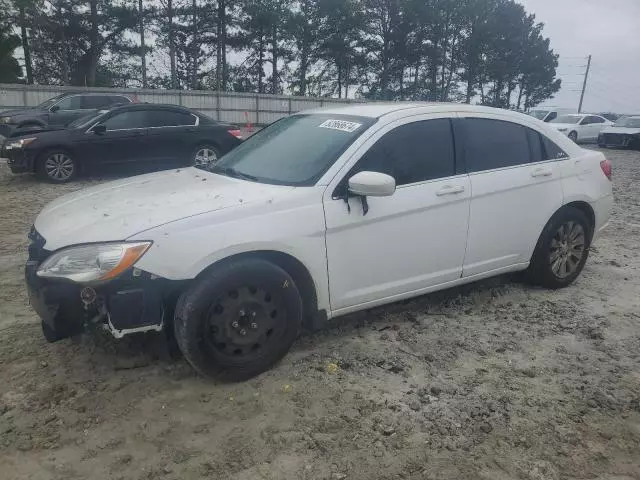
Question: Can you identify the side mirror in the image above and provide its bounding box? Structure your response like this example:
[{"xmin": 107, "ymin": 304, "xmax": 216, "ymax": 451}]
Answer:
[
  {"xmin": 92, "ymin": 123, "xmax": 107, "ymax": 135},
  {"xmin": 49, "ymin": 105, "xmax": 60, "ymax": 113},
  {"xmin": 348, "ymin": 171, "xmax": 396, "ymax": 197}
]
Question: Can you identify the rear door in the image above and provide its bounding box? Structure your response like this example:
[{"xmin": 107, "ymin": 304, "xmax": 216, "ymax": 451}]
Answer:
[
  {"xmin": 79, "ymin": 110, "xmax": 153, "ymax": 165},
  {"xmin": 587, "ymin": 115, "xmax": 607, "ymax": 140},
  {"xmin": 460, "ymin": 115, "xmax": 564, "ymax": 277},
  {"xmin": 146, "ymin": 109, "xmax": 199, "ymax": 164}
]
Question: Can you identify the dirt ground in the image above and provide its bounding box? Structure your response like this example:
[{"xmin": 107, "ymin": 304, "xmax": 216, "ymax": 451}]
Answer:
[{"xmin": 0, "ymin": 149, "xmax": 639, "ymax": 480}]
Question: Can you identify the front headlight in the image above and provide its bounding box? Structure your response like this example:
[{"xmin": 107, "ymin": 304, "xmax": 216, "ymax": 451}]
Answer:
[
  {"xmin": 37, "ymin": 242, "xmax": 152, "ymax": 283},
  {"xmin": 6, "ymin": 137, "xmax": 37, "ymax": 150},
  {"xmin": 0, "ymin": 117, "xmax": 10, "ymax": 124}
]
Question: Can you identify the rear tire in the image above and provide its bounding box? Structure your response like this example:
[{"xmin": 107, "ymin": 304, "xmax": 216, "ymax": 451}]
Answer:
[
  {"xmin": 174, "ymin": 258, "xmax": 303, "ymax": 381},
  {"xmin": 36, "ymin": 149, "xmax": 77, "ymax": 183},
  {"xmin": 527, "ymin": 207, "xmax": 592, "ymax": 289},
  {"xmin": 568, "ymin": 131, "xmax": 578, "ymax": 142}
]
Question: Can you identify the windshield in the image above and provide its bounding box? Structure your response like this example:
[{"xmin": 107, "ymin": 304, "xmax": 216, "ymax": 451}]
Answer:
[
  {"xmin": 552, "ymin": 115, "xmax": 581, "ymax": 124},
  {"xmin": 613, "ymin": 117, "xmax": 640, "ymax": 128},
  {"xmin": 207, "ymin": 114, "xmax": 375, "ymax": 186},
  {"xmin": 67, "ymin": 110, "xmax": 109, "ymax": 129},
  {"xmin": 529, "ymin": 110, "xmax": 549, "ymax": 120},
  {"xmin": 37, "ymin": 94, "xmax": 67, "ymax": 109}
]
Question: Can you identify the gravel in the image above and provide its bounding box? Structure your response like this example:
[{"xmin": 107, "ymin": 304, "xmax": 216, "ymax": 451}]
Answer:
[{"xmin": 1, "ymin": 148, "xmax": 639, "ymax": 479}]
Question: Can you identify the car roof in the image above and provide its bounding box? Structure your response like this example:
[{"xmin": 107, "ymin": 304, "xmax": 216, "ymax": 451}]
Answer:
[
  {"xmin": 107, "ymin": 103, "xmax": 193, "ymax": 114},
  {"xmin": 303, "ymin": 102, "xmax": 532, "ymax": 119}
]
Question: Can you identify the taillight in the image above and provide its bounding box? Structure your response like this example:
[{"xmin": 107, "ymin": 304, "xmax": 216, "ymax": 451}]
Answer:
[
  {"xmin": 600, "ymin": 159, "xmax": 612, "ymax": 180},
  {"xmin": 228, "ymin": 129, "xmax": 243, "ymax": 139}
]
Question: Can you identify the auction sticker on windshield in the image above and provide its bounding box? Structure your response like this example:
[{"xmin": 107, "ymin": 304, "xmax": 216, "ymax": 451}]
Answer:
[{"xmin": 318, "ymin": 119, "xmax": 362, "ymax": 133}]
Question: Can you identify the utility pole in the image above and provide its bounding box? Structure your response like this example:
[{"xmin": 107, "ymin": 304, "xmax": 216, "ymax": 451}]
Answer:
[{"xmin": 578, "ymin": 54, "xmax": 591, "ymax": 113}]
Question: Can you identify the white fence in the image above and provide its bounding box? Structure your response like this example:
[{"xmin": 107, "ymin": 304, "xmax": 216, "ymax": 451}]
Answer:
[{"xmin": 0, "ymin": 84, "xmax": 363, "ymax": 125}]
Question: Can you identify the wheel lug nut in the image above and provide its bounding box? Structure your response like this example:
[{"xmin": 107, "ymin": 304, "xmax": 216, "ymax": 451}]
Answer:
[
  {"xmin": 231, "ymin": 321, "xmax": 239, "ymax": 328},
  {"xmin": 250, "ymin": 322, "xmax": 258, "ymax": 329},
  {"xmin": 240, "ymin": 329, "xmax": 247, "ymax": 336},
  {"xmin": 252, "ymin": 311, "xmax": 256, "ymax": 317}
]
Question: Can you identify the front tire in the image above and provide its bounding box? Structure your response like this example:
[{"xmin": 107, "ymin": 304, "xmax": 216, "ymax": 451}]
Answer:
[
  {"xmin": 174, "ymin": 258, "xmax": 303, "ymax": 381},
  {"xmin": 568, "ymin": 131, "xmax": 578, "ymax": 142},
  {"xmin": 36, "ymin": 149, "xmax": 77, "ymax": 183},
  {"xmin": 527, "ymin": 207, "xmax": 592, "ymax": 289}
]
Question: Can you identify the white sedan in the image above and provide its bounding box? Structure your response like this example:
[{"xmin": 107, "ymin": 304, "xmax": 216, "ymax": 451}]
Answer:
[
  {"xmin": 550, "ymin": 114, "xmax": 613, "ymax": 143},
  {"xmin": 27, "ymin": 103, "xmax": 613, "ymax": 379}
]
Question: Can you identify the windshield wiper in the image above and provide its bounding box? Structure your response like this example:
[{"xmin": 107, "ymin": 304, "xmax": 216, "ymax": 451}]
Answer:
[{"xmin": 209, "ymin": 165, "xmax": 259, "ymax": 182}]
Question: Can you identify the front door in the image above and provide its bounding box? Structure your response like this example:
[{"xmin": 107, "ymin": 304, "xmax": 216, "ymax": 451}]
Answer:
[
  {"xmin": 323, "ymin": 116, "xmax": 471, "ymax": 313},
  {"xmin": 459, "ymin": 115, "xmax": 564, "ymax": 276},
  {"xmin": 49, "ymin": 95, "xmax": 91, "ymax": 126},
  {"xmin": 78, "ymin": 110, "xmax": 153, "ymax": 166}
]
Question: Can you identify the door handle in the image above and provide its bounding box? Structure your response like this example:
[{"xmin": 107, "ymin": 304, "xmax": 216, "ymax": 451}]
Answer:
[
  {"xmin": 132, "ymin": 130, "xmax": 144, "ymax": 136},
  {"xmin": 436, "ymin": 185, "xmax": 465, "ymax": 196},
  {"xmin": 531, "ymin": 168, "xmax": 553, "ymax": 178}
]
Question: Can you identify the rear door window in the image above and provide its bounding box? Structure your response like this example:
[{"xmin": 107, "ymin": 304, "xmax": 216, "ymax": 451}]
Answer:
[
  {"xmin": 463, "ymin": 118, "xmax": 531, "ymax": 172},
  {"xmin": 353, "ymin": 119, "xmax": 456, "ymax": 186},
  {"xmin": 82, "ymin": 95, "xmax": 112, "ymax": 109},
  {"xmin": 54, "ymin": 96, "xmax": 83, "ymax": 110},
  {"xmin": 103, "ymin": 110, "xmax": 150, "ymax": 130},
  {"xmin": 147, "ymin": 110, "xmax": 196, "ymax": 127},
  {"xmin": 541, "ymin": 135, "xmax": 569, "ymax": 159}
]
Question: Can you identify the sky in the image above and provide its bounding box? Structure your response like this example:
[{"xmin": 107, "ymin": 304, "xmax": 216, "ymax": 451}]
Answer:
[{"xmin": 517, "ymin": 0, "xmax": 640, "ymax": 114}]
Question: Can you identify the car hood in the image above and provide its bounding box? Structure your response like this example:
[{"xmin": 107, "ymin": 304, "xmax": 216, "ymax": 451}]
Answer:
[
  {"xmin": 35, "ymin": 168, "xmax": 293, "ymax": 251},
  {"xmin": 601, "ymin": 126, "xmax": 640, "ymax": 135},
  {"xmin": 0, "ymin": 107, "xmax": 42, "ymax": 118}
]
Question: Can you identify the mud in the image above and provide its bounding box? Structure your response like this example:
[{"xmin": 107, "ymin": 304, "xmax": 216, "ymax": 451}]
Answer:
[{"xmin": 0, "ymin": 149, "xmax": 639, "ymax": 480}]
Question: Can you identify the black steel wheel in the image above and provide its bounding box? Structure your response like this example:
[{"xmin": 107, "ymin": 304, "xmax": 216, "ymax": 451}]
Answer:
[
  {"xmin": 174, "ymin": 258, "xmax": 303, "ymax": 380},
  {"xmin": 527, "ymin": 206, "xmax": 592, "ymax": 289}
]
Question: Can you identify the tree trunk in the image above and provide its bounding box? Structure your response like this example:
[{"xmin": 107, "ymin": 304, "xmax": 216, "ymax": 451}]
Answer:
[
  {"xmin": 216, "ymin": 0, "xmax": 226, "ymax": 90},
  {"xmin": 516, "ymin": 79, "xmax": 525, "ymax": 110},
  {"xmin": 298, "ymin": 43, "xmax": 309, "ymax": 96},
  {"xmin": 138, "ymin": 0, "xmax": 147, "ymax": 88},
  {"xmin": 257, "ymin": 34, "xmax": 264, "ymax": 93},
  {"xmin": 271, "ymin": 25, "xmax": 278, "ymax": 94},
  {"xmin": 168, "ymin": 0, "xmax": 176, "ymax": 88},
  {"xmin": 57, "ymin": 3, "xmax": 69, "ymax": 85},
  {"xmin": 337, "ymin": 63, "xmax": 342, "ymax": 98},
  {"xmin": 191, "ymin": 0, "xmax": 198, "ymax": 89},
  {"xmin": 19, "ymin": 5, "xmax": 33, "ymax": 84},
  {"xmin": 86, "ymin": 0, "xmax": 99, "ymax": 86}
]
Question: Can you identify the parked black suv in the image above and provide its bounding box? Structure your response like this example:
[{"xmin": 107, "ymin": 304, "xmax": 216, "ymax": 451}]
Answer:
[{"xmin": 0, "ymin": 92, "xmax": 134, "ymax": 136}]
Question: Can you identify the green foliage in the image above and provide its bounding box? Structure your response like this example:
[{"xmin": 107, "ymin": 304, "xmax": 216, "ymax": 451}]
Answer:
[
  {"xmin": 0, "ymin": 24, "xmax": 23, "ymax": 83},
  {"xmin": 5, "ymin": 0, "xmax": 561, "ymax": 107}
]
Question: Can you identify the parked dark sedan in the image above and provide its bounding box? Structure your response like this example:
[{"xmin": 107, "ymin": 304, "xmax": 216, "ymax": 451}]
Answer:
[
  {"xmin": 0, "ymin": 92, "xmax": 134, "ymax": 137},
  {"xmin": 2, "ymin": 104, "xmax": 243, "ymax": 182}
]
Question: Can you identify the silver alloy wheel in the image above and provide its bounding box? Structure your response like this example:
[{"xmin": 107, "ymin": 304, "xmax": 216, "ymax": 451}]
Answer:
[
  {"xmin": 45, "ymin": 153, "xmax": 74, "ymax": 181},
  {"xmin": 194, "ymin": 147, "xmax": 218, "ymax": 167},
  {"xmin": 568, "ymin": 131, "xmax": 578, "ymax": 142},
  {"xmin": 549, "ymin": 220, "xmax": 586, "ymax": 278}
]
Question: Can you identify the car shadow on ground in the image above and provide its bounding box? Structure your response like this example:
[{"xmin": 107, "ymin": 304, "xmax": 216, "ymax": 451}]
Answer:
[{"xmin": 65, "ymin": 272, "xmax": 527, "ymax": 373}]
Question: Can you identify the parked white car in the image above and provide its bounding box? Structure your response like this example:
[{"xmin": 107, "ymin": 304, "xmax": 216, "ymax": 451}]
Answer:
[
  {"xmin": 27, "ymin": 103, "xmax": 613, "ymax": 379},
  {"xmin": 597, "ymin": 115, "xmax": 640, "ymax": 149},
  {"xmin": 550, "ymin": 114, "xmax": 613, "ymax": 143},
  {"xmin": 528, "ymin": 107, "xmax": 575, "ymax": 123}
]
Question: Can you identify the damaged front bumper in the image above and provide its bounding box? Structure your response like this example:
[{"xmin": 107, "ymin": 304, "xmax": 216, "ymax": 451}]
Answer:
[{"xmin": 25, "ymin": 231, "xmax": 184, "ymax": 342}]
